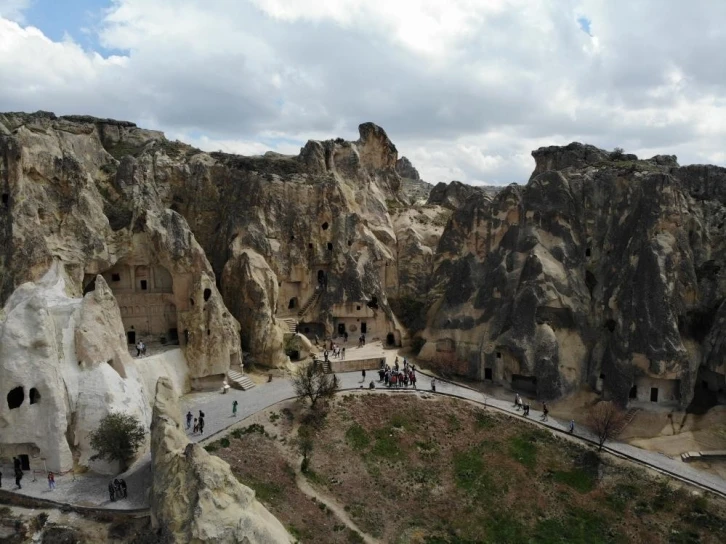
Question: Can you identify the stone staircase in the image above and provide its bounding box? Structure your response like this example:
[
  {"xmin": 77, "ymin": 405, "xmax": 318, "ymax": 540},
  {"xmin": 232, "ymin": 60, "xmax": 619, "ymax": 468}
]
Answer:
[
  {"xmin": 297, "ymin": 289, "xmax": 322, "ymax": 319},
  {"xmin": 614, "ymin": 408, "xmax": 639, "ymax": 436},
  {"xmin": 227, "ymin": 368, "xmax": 256, "ymax": 391},
  {"xmin": 279, "ymin": 317, "xmax": 298, "ymax": 334}
]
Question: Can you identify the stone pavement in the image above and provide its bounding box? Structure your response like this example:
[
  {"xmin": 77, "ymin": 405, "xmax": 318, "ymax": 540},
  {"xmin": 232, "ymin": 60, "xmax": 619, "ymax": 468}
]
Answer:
[{"xmin": 5, "ymin": 369, "xmax": 725, "ymax": 509}]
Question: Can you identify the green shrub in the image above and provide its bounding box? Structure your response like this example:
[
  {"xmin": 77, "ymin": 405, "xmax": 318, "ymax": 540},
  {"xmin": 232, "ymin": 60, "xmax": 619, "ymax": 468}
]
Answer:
[
  {"xmin": 219, "ymin": 437, "xmax": 231, "ymax": 448},
  {"xmin": 552, "ymin": 468, "xmax": 596, "ymax": 493},
  {"xmin": 509, "ymin": 433, "xmax": 538, "ymax": 469}
]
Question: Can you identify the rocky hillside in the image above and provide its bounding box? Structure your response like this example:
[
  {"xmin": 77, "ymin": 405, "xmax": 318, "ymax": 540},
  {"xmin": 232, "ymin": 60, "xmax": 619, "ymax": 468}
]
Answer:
[{"xmin": 421, "ymin": 143, "xmax": 726, "ymax": 408}]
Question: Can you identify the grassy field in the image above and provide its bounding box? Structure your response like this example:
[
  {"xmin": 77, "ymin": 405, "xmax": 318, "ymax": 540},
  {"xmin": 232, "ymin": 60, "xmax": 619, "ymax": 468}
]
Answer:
[{"xmin": 210, "ymin": 393, "xmax": 726, "ymax": 544}]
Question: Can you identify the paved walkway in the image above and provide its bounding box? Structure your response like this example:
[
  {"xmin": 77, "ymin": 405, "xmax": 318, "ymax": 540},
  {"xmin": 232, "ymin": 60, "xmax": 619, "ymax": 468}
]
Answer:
[{"xmin": 5, "ymin": 370, "xmax": 725, "ymax": 509}]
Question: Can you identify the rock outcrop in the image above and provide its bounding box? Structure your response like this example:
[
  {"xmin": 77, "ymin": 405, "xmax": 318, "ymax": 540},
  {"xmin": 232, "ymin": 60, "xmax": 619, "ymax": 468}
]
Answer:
[
  {"xmin": 150, "ymin": 377, "xmax": 291, "ymax": 543},
  {"xmin": 0, "ymin": 264, "xmax": 151, "ymax": 473},
  {"xmin": 421, "ymin": 145, "xmax": 726, "ymax": 407}
]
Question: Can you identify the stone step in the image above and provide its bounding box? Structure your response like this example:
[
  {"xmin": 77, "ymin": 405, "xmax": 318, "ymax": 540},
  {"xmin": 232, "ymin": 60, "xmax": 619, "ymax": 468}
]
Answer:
[
  {"xmin": 279, "ymin": 318, "xmax": 298, "ymax": 333},
  {"xmin": 227, "ymin": 370, "xmax": 256, "ymax": 391}
]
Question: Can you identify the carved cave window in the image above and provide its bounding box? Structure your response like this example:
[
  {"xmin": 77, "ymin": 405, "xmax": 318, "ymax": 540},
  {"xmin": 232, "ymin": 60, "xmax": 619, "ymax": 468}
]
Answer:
[
  {"xmin": 322, "ymin": 222, "xmax": 329, "ymax": 230},
  {"xmin": 140, "ymin": 280, "xmax": 147, "ymax": 290},
  {"xmin": 1, "ymin": 194, "xmax": 8, "ymax": 206},
  {"xmin": 327, "ymin": 243, "xmax": 333, "ymax": 251},
  {"xmin": 204, "ymin": 288, "xmax": 212, "ymax": 302},
  {"xmin": 111, "ymin": 273, "xmax": 121, "ymax": 282},
  {"xmin": 7, "ymin": 387, "xmax": 24, "ymax": 409},
  {"xmin": 29, "ymin": 388, "xmax": 41, "ymax": 405}
]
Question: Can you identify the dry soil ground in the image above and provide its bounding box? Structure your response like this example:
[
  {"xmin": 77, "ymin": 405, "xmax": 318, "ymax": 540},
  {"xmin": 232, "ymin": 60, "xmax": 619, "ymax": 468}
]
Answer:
[{"xmin": 211, "ymin": 392, "xmax": 726, "ymax": 544}]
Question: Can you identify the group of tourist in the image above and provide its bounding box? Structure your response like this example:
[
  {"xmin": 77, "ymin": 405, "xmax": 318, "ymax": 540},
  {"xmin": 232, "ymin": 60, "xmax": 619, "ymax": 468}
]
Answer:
[
  {"xmin": 135, "ymin": 340, "xmax": 147, "ymax": 357},
  {"xmin": 324, "ymin": 343, "xmax": 345, "ymax": 361},
  {"xmin": 186, "ymin": 409, "xmax": 206, "ymax": 434},
  {"xmin": 378, "ymin": 357, "xmax": 418, "ymax": 389},
  {"xmin": 108, "ymin": 478, "xmax": 128, "ymax": 501}
]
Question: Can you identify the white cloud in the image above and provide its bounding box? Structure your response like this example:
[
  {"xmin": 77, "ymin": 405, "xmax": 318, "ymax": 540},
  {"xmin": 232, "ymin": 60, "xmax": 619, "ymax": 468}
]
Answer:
[
  {"xmin": 1, "ymin": 0, "xmax": 726, "ymax": 184},
  {"xmin": 0, "ymin": 0, "xmax": 30, "ymax": 22}
]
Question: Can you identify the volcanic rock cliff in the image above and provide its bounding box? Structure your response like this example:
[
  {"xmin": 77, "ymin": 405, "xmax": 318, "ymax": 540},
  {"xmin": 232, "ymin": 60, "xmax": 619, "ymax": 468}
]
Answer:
[
  {"xmin": 150, "ymin": 377, "xmax": 291, "ymax": 543},
  {"xmin": 421, "ymin": 143, "xmax": 726, "ymax": 407}
]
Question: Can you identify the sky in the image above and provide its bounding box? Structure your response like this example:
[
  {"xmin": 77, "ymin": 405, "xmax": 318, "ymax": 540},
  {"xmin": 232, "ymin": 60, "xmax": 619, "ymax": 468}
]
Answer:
[{"xmin": 1, "ymin": 0, "xmax": 726, "ymax": 185}]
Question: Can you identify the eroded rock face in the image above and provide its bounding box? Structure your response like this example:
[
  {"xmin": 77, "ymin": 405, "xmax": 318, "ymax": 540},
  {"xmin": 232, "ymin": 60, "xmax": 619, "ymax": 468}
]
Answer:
[
  {"xmin": 422, "ymin": 145, "xmax": 726, "ymax": 407},
  {"xmin": 0, "ymin": 265, "xmax": 150, "ymax": 472},
  {"xmin": 150, "ymin": 377, "xmax": 291, "ymax": 544}
]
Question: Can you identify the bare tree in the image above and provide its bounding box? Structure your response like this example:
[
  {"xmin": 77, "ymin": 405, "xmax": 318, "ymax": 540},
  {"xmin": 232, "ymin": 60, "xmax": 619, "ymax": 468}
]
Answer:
[
  {"xmin": 292, "ymin": 362, "xmax": 339, "ymax": 408},
  {"xmin": 586, "ymin": 401, "xmax": 627, "ymax": 451}
]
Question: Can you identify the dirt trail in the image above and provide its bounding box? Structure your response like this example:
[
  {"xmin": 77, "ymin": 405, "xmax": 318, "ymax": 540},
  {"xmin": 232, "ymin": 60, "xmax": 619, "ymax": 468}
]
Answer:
[{"xmin": 293, "ymin": 466, "xmax": 380, "ymax": 544}]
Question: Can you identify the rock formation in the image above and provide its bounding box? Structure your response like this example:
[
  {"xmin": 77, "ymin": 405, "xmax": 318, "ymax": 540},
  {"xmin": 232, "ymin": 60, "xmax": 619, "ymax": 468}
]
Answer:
[
  {"xmin": 150, "ymin": 377, "xmax": 291, "ymax": 543},
  {"xmin": 0, "ymin": 264, "xmax": 150, "ymax": 473},
  {"xmin": 421, "ymin": 144, "xmax": 726, "ymax": 408}
]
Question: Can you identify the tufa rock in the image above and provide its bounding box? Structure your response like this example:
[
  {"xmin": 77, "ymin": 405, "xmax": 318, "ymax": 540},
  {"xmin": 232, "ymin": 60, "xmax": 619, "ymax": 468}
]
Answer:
[{"xmin": 150, "ymin": 377, "xmax": 292, "ymax": 543}]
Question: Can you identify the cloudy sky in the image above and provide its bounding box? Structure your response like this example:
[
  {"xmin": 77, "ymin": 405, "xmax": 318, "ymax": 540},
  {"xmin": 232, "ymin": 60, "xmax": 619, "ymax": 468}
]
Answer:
[{"xmin": 1, "ymin": 0, "xmax": 725, "ymax": 184}]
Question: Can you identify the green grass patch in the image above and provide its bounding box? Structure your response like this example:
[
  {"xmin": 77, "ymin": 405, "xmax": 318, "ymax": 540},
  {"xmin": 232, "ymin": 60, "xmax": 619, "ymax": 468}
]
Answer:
[
  {"xmin": 552, "ymin": 468, "xmax": 596, "ymax": 493},
  {"xmin": 371, "ymin": 428, "xmax": 401, "ymax": 457},
  {"xmin": 474, "ymin": 410, "xmax": 496, "ymax": 429},
  {"xmin": 453, "ymin": 447, "xmax": 496, "ymax": 501},
  {"xmin": 346, "ymin": 424, "xmax": 371, "ymax": 451},
  {"xmin": 249, "ymin": 480, "xmax": 283, "ymax": 503},
  {"xmin": 534, "ymin": 508, "xmax": 616, "ymax": 544},
  {"xmin": 509, "ymin": 433, "xmax": 538, "ymax": 469}
]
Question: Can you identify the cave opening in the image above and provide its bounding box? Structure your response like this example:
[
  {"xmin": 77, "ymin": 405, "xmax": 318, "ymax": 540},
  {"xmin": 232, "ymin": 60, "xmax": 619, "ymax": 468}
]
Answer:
[
  {"xmin": 327, "ymin": 242, "xmax": 333, "ymax": 251},
  {"xmin": 484, "ymin": 368, "xmax": 493, "ymax": 380},
  {"xmin": 29, "ymin": 388, "xmax": 41, "ymax": 405},
  {"xmin": 605, "ymin": 319, "xmax": 616, "ymax": 332},
  {"xmin": 348, "ymin": 240, "xmax": 352, "ymax": 247},
  {"xmin": 1, "ymin": 193, "xmax": 8, "ymax": 206},
  {"xmin": 7, "ymin": 387, "xmax": 24, "ymax": 409},
  {"xmin": 140, "ymin": 280, "xmax": 147, "ymax": 290},
  {"xmin": 322, "ymin": 222, "xmax": 329, "ymax": 230},
  {"xmin": 585, "ymin": 247, "xmax": 591, "ymax": 257},
  {"xmin": 308, "ymin": 243, "xmax": 313, "ymax": 249},
  {"xmin": 111, "ymin": 273, "xmax": 121, "ymax": 282},
  {"xmin": 386, "ymin": 333, "xmax": 395, "ymax": 346},
  {"xmin": 585, "ymin": 271, "xmax": 597, "ymax": 297},
  {"xmin": 204, "ymin": 288, "xmax": 212, "ymax": 302},
  {"xmin": 629, "ymin": 385, "xmax": 637, "ymax": 399},
  {"xmin": 367, "ymin": 296, "xmax": 378, "ymax": 309},
  {"xmin": 288, "ymin": 297, "xmax": 297, "ymax": 309}
]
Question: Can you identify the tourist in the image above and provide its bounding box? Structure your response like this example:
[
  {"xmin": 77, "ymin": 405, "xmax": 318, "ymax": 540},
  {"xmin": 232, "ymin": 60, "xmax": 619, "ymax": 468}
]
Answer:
[
  {"xmin": 141, "ymin": 341, "xmax": 147, "ymax": 356},
  {"xmin": 199, "ymin": 416, "xmax": 205, "ymax": 434},
  {"xmin": 48, "ymin": 471, "xmax": 55, "ymax": 490},
  {"xmin": 114, "ymin": 479, "xmax": 122, "ymax": 499},
  {"xmin": 361, "ymin": 369, "xmax": 366, "ymax": 383},
  {"xmin": 324, "ymin": 350, "xmax": 329, "ymax": 362},
  {"xmin": 390, "ymin": 373, "xmax": 397, "ymax": 388},
  {"xmin": 514, "ymin": 393, "xmax": 521, "ymax": 410},
  {"xmin": 411, "ymin": 372, "xmax": 417, "ymax": 389},
  {"xmin": 193, "ymin": 418, "xmax": 199, "ymax": 433},
  {"xmin": 541, "ymin": 402, "xmax": 549, "ymax": 422},
  {"xmin": 14, "ymin": 467, "xmax": 22, "ymax": 489},
  {"xmin": 0, "ymin": 468, "xmax": 3, "ymax": 488},
  {"xmin": 108, "ymin": 481, "xmax": 115, "ymax": 501},
  {"xmin": 394, "ymin": 360, "xmax": 399, "ymax": 372},
  {"xmin": 135, "ymin": 341, "xmax": 142, "ymax": 357},
  {"xmin": 341, "ymin": 347, "xmax": 345, "ymax": 360},
  {"xmin": 378, "ymin": 369, "xmax": 385, "ymax": 382},
  {"xmin": 344, "ymin": 332, "xmax": 348, "ymax": 343},
  {"xmin": 119, "ymin": 479, "xmax": 128, "ymax": 498},
  {"xmin": 431, "ymin": 379, "xmax": 436, "ymax": 392},
  {"xmin": 186, "ymin": 411, "xmax": 193, "ymax": 429},
  {"xmin": 232, "ymin": 400, "xmax": 239, "ymax": 417},
  {"xmin": 403, "ymin": 373, "xmax": 409, "ymax": 387},
  {"xmin": 523, "ymin": 403, "xmax": 530, "ymax": 417},
  {"xmin": 268, "ymin": 373, "xmax": 273, "ymax": 382},
  {"xmin": 569, "ymin": 419, "xmax": 575, "ymax": 434},
  {"xmin": 199, "ymin": 410, "xmax": 205, "ymax": 419}
]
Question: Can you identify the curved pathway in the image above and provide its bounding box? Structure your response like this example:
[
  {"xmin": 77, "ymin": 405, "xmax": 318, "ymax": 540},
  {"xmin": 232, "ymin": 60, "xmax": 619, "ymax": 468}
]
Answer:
[{"xmin": 5, "ymin": 371, "xmax": 726, "ymax": 510}]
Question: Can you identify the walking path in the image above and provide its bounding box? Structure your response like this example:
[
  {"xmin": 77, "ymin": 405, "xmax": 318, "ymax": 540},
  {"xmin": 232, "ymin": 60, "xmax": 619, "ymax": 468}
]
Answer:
[{"xmin": 5, "ymin": 371, "xmax": 725, "ymax": 510}]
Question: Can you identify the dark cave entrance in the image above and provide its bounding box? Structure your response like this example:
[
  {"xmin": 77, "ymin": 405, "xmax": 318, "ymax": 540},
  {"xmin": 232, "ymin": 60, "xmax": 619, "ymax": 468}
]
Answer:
[
  {"xmin": 127, "ymin": 330, "xmax": 136, "ymax": 345},
  {"xmin": 511, "ymin": 375, "xmax": 537, "ymax": 394},
  {"xmin": 386, "ymin": 333, "xmax": 395, "ymax": 346}
]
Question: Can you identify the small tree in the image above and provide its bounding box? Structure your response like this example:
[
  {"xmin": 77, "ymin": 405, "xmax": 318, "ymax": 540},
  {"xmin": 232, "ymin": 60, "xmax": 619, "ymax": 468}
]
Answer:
[
  {"xmin": 292, "ymin": 362, "xmax": 339, "ymax": 408},
  {"xmin": 297, "ymin": 425, "xmax": 314, "ymax": 473},
  {"xmin": 90, "ymin": 412, "xmax": 146, "ymax": 471},
  {"xmin": 611, "ymin": 147, "xmax": 625, "ymax": 160},
  {"xmin": 586, "ymin": 401, "xmax": 626, "ymax": 451}
]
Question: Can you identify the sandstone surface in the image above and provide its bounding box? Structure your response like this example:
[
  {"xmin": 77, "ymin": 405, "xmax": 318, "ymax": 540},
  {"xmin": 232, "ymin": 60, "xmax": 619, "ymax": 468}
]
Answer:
[
  {"xmin": 421, "ymin": 144, "xmax": 726, "ymax": 407},
  {"xmin": 150, "ymin": 376, "xmax": 292, "ymax": 543}
]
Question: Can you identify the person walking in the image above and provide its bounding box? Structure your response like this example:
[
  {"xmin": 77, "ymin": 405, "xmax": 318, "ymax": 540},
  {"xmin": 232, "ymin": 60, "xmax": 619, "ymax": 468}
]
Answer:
[
  {"xmin": 361, "ymin": 369, "xmax": 366, "ymax": 383},
  {"xmin": 514, "ymin": 393, "xmax": 521, "ymax": 410},
  {"xmin": 108, "ymin": 481, "xmax": 116, "ymax": 502},
  {"xmin": 14, "ymin": 466, "xmax": 22, "ymax": 489},
  {"xmin": 541, "ymin": 402, "xmax": 549, "ymax": 422},
  {"xmin": 48, "ymin": 471, "xmax": 55, "ymax": 490},
  {"xmin": 342, "ymin": 347, "xmax": 345, "ymax": 360},
  {"xmin": 193, "ymin": 418, "xmax": 199, "ymax": 433},
  {"xmin": 119, "ymin": 478, "xmax": 128, "ymax": 498},
  {"xmin": 135, "ymin": 341, "xmax": 142, "ymax": 357},
  {"xmin": 186, "ymin": 411, "xmax": 193, "ymax": 429},
  {"xmin": 431, "ymin": 379, "xmax": 436, "ymax": 392},
  {"xmin": 232, "ymin": 400, "xmax": 239, "ymax": 417},
  {"xmin": 199, "ymin": 416, "xmax": 205, "ymax": 434},
  {"xmin": 569, "ymin": 419, "xmax": 575, "ymax": 434}
]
